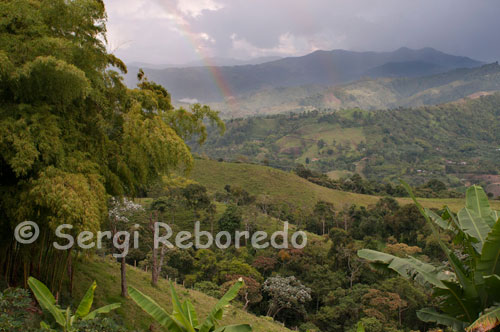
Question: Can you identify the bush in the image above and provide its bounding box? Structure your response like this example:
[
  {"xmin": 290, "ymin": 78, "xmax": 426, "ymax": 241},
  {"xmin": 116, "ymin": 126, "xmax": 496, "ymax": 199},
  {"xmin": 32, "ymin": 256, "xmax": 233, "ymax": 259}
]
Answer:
[
  {"xmin": 72, "ymin": 317, "xmax": 131, "ymax": 332},
  {"xmin": 193, "ymin": 281, "xmax": 220, "ymax": 298},
  {"xmin": 184, "ymin": 274, "xmax": 197, "ymax": 288},
  {"xmin": 0, "ymin": 288, "xmax": 36, "ymax": 332},
  {"xmin": 299, "ymin": 322, "xmax": 320, "ymax": 332}
]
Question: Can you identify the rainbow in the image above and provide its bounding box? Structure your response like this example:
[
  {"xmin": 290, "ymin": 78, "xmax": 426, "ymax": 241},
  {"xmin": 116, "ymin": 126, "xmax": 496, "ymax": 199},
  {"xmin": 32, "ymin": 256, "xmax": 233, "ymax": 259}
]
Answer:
[{"xmin": 159, "ymin": 2, "xmax": 237, "ymax": 110}]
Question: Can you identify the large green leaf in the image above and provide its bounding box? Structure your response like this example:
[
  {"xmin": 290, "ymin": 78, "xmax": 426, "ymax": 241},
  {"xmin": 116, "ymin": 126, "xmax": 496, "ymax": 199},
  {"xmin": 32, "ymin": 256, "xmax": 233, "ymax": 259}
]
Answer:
[
  {"xmin": 183, "ymin": 300, "xmax": 199, "ymax": 328},
  {"xmin": 128, "ymin": 286, "xmax": 183, "ymax": 332},
  {"xmin": 434, "ymin": 281, "xmax": 478, "ymax": 323},
  {"xmin": 356, "ymin": 322, "xmax": 365, "ymax": 332},
  {"xmin": 426, "ymin": 208, "xmax": 454, "ymax": 231},
  {"xmin": 213, "ymin": 324, "xmax": 252, "ymax": 332},
  {"xmin": 491, "ymin": 210, "xmax": 500, "ymax": 223},
  {"xmin": 465, "ymin": 185, "xmax": 495, "ymax": 227},
  {"xmin": 484, "ymin": 275, "xmax": 500, "ymax": 297},
  {"xmin": 417, "ymin": 308, "xmax": 468, "ymax": 332},
  {"xmin": 466, "ymin": 306, "xmax": 500, "ymax": 332},
  {"xmin": 457, "ymin": 208, "xmax": 491, "ymax": 252},
  {"xmin": 477, "ymin": 218, "xmax": 500, "ymax": 276},
  {"xmin": 82, "ymin": 303, "xmax": 121, "ymax": 321},
  {"xmin": 169, "ymin": 282, "xmax": 196, "ymax": 332},
  {"xmin": 28, "ymin": 277, "xmax": 66, "ymax": 327},
  {"xmin": 75, "ymin": 281, "xmax": 96, "ymax": 318},
  {"xmin": 199, "ymin": 279, "xmax": 244, "ymax": 332},
  {"xmin": 401, "ymin": 181, "xmax": 471, "ymax": 287},
  {"xmin": 357, "ymin": 249, "xmax": 452, "ymax": 288}
]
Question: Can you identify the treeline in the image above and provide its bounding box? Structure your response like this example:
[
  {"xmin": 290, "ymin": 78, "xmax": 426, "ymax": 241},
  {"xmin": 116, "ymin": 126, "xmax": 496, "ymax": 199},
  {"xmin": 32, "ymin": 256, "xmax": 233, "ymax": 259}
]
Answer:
[
  {"xmin": 194, "ymin": 95, "xmax": 500, "ymax": 192},
  {"xmin": 294, "ymin": 165, "xmax": 462, "ymax": 198}
]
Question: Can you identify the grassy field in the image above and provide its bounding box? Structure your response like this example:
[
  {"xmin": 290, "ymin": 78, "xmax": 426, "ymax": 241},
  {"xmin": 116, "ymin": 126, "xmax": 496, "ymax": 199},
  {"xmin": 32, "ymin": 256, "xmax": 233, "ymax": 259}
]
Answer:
[
  {"xmin": 190, "ymin": 159, "xmax": 500, "ymax": 211},
  {"xmin": 73, "ymin": 257, "xmax": 290, "ymax": 332}
]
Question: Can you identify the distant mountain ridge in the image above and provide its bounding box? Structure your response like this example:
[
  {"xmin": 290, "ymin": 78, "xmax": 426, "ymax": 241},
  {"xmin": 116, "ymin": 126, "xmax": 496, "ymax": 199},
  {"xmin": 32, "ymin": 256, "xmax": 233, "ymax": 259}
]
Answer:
[
  {"xmin": 128, "ymin": 56, "xmax": 282, "ymax": 70},
  {"xmin": 300, "ymin": 61, "xmax": 500, "ymax": 111},
  {"xmin": 204, "ymin": 62, "xmax": 500, "ymax": 118},
  {"xmin": 124, "ymin": 47, "xmax": 482, "ymax": 102}
]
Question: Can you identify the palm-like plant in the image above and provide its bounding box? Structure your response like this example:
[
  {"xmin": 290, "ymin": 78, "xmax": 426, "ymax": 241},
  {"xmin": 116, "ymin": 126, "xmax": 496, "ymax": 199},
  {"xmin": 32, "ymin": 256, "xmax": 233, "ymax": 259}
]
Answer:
[
  {"xmin": 28, "ymin": 277, "xmax": 121, "ymax": 332},
  {"xmin": 128, "ymin": 279, "xmax": 252, "ymax": 332},
  {"xmin": 358, "ymin": 184, "xmax": 500, "ymax": 332}
]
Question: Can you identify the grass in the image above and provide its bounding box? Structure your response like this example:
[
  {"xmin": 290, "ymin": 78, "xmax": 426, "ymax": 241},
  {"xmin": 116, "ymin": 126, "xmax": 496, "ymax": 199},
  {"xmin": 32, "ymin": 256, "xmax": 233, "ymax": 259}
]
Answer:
[
  {"xmin": 190, "ymin": 159, "xmax": 500, "ymax": 211},
  {"xmin": 73, "ymin": 257, "xmax": 290, "ymax": 332},
  {"xmin": 326, "ymin": 170, "xmax": 354, "ymax": 179}
]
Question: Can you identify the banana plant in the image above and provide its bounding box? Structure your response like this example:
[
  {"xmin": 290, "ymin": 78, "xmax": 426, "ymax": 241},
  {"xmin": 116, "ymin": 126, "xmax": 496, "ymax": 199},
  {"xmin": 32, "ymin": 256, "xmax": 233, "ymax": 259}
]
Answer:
[
  {"xmin": 128, "ymin": 278, "xmax": 252, "ymax": 332},
  {"xmin": 358, "ymin": 184, "xmax": 500, "ymax": 332},
  {"xmin": 28, "ymin": 277, "xmax": 121, "ymax": 332}
]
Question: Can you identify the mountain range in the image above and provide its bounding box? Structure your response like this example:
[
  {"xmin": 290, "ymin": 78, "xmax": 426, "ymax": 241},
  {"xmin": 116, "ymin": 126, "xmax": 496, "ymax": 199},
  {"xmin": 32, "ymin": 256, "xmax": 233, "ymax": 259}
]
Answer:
[
  {"xmin": 203, "ymin": 62, "xmax": 500, "ymax": 117},
  {"xmin": 128, "ymin": 55, "xmax": 282, "ymax": 70},
  {"xmin": 123, "ymin": 47, "xmax": 482, "ymax": 103}
]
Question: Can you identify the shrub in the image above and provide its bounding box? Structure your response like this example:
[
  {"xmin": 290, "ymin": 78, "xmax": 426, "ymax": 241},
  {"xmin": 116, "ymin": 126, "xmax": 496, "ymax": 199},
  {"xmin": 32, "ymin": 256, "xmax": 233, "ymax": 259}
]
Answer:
[{"xmin": 0, "ymin": 288, "xmax": 35, "ymax": 332}]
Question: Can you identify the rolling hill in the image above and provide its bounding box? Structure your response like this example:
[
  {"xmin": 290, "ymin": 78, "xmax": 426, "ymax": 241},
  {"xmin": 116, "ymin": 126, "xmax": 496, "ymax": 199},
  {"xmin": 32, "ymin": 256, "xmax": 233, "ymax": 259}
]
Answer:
[
  {"xmin": 190, "ymin": 159, "xmax": 500, "ymax": 211},
  {"xmin": 193, "ymin": 93, "xmax": 500, "ymax": 192},
  {"xmin": 301, "ymin": 61, "xmax": 500, "ymax": 111},
  {"xmin": 208, "ymin": 62, "xmax": 500, "ymax": 117},
  {"xmin": 74, "ymin": 257, "xmax": 291, "ymax": 332}
]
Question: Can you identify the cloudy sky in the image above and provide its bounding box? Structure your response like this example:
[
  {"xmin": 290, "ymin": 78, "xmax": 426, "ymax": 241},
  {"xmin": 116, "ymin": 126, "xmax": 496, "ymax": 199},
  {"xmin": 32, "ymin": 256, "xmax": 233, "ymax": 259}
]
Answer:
[{"xmin": 104, "ymin": 0, "xmax": 500, "ymax": 65}]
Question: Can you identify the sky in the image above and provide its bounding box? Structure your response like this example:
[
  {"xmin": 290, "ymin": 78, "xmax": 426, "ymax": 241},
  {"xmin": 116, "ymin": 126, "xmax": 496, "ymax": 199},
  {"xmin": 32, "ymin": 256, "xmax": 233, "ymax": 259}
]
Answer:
[{"xmin": 104, "ymin": 0, "xmax": 500, "ymax": 65}]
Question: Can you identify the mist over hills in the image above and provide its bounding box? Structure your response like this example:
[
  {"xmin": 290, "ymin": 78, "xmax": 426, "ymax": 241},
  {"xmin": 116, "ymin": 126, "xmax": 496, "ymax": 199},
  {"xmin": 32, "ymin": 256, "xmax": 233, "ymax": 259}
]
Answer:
[
  {"xmin": 124, "ymin": 47, "xmax": 482, "ymax": 103},
  {"xmin": 128, "ymin": 55, "xmax": 281, "ymax": 70},
  {"xmin": 203, "ymin": 62, "xmax": 500, "ymax": 118}
]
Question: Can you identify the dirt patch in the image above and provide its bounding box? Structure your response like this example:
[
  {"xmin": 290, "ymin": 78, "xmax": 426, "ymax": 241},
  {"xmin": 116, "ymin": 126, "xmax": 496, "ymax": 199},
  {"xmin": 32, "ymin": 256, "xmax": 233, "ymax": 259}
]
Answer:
[{"xmin": 461, "ymin": 173, "xmax": 500, "ymax": 197}]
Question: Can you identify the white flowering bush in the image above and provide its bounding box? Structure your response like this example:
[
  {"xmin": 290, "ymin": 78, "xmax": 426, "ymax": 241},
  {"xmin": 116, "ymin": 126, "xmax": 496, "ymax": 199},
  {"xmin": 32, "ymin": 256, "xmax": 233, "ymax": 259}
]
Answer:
[
  {"xmin": 263, "ymin": 275, "xmax": 312, "ymax": 318},
  {"xmin": 108, "ymin": 197, "xmax": 144, "ymax": 223}
]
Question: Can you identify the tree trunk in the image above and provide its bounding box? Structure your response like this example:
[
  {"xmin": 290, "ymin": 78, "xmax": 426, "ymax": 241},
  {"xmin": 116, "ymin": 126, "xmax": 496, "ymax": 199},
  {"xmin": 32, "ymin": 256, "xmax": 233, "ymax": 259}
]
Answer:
[
  {"xmin": 67, "ymin": 250, "xmax": 74, "ymax": 297},
  {"xmin": 121, "ymin": 256, "xmax": 128, "ymax": 297},
  {"xmin": 158, "ymin": 246, "xmax": 166, "ymax": 277},
  {"xmin": 243, "ymin": 292, "xmax": 250, "ymax": 311},
  {"xmin": 151, "ymin": 244, "xmax": 158, "ymax": 287},
  {"xmin": 150, "ymin": 212, "xmax": 159, "ymax": 287}
]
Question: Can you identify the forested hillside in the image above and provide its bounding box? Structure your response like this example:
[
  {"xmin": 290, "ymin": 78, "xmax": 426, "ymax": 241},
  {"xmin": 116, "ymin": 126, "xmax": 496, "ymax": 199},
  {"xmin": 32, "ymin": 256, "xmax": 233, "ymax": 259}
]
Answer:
[
  {"xmin": 194, "ymin": 94, "xmax": 500, "ymax": 194},
  {"xmin": 2, "ymin": 1, "xmax": 500, "ymax": 332},
  {"xmin": 209, "ymin": 62, "xmax": 500, "ymax": 117}
]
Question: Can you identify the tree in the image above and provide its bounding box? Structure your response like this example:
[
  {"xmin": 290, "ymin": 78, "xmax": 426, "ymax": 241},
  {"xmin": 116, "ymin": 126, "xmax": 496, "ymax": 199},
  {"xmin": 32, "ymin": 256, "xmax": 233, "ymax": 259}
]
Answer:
[
  {"xmin": 108, "ymin": 197, "xmax": 144, "ymax": 297},
  {"xmin": 0, "ymin": 0, "xmax": 224, "ymax": 287},
  {"xmin": 222, "ymin": 275, "xmax": 262, "ymax": 310},
  {"xmin": 359, "ymin": 185, "xmax": 500, "ymax": 332},
  {"xmin": 215, "ymin": 258, "xmax": 262, "ymax": 284},
  {"xmin": 303, "ymin": 265, "xmax": 344, "ymax": 312},
  {"xmin": 194, "ymin": 249, "xmax": 218, "ymax": 281},
  {"xmin": 182, "ymin": 183, "xmax": 211, "ymax": 217},
  {"xmin": 252, "ymin": 256, "xmax": 277, "ymax": 277},
  {"xmin": 308, "ymin": 201, "xmax": 335, "ymax": 235},
  {"xmin": 218, "ymin": 205, "xmax": 242, "ymax": 234},
  {"xmin": 263, "ymin": 276, "xmax": 311, "ymax": 322}
]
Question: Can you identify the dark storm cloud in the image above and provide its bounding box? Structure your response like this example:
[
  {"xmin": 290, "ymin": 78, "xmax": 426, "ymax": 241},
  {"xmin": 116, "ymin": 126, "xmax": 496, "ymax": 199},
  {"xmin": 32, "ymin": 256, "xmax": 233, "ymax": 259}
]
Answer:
[{"xmin": 105, "ymin": 0, "xmax": 500, "ymax": 64}]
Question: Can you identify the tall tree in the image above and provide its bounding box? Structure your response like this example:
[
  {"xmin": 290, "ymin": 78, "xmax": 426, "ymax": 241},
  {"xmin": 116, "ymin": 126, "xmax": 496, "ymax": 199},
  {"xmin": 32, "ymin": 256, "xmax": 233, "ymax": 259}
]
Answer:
[{"xmin": 0, "ymin": 0, "xmax": 224, "ymax": 287}]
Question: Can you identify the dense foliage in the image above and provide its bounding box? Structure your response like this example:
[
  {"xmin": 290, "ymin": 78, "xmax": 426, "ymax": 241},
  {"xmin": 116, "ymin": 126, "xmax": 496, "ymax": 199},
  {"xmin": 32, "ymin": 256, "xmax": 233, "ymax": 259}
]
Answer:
[
  {"xmin": 1, "ymin": 1, "xmax": 499, "ymax": 332},
  {"xmin": 0, "ymin": 0, "xmax": 223, "ymax": 288},
  {"xmin": 194, "ymin": 95, "xmax": 500, "ymax": 194},
  {"xmin": 360, "ymin": 185, "xmax": 500, "ymax": 332}
]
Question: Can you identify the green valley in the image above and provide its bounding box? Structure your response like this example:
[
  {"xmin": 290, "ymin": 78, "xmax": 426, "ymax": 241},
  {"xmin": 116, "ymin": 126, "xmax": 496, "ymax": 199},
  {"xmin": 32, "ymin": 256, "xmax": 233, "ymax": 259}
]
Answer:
[
  {"xmin": 2, "ymin": 1, "xmax": 500, "ymax": 332},
  {"xmin": 195, "ymin": 93, "xmax": 500, "ymax": 195}
]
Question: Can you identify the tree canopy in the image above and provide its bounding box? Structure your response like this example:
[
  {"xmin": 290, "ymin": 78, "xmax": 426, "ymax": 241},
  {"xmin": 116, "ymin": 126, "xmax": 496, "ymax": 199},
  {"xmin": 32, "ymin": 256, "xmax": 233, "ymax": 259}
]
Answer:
[{"xmin": 0, "ymin": 0, "xmax": 223, "ymax": 284}]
